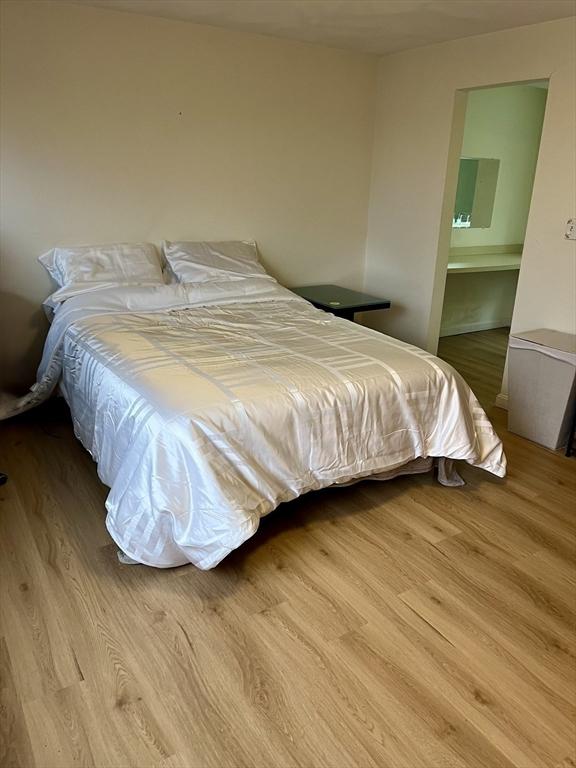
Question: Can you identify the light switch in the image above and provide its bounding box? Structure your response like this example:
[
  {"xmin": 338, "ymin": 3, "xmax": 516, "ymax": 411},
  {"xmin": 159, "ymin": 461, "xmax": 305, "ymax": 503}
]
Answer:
[{"xmin": 566, "ymin": 219, "xmax": 576, "ymax": 240}]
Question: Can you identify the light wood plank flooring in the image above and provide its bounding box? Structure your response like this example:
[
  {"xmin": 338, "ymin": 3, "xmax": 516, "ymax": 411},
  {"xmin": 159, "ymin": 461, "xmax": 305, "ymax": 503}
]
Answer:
[
  {"xmin": 1, "ymin": 398, "xmax": 575, "ymax": 768},
  {"xmin": 438, "ymin": 327, "xmax": 509, "ymax": 410}
]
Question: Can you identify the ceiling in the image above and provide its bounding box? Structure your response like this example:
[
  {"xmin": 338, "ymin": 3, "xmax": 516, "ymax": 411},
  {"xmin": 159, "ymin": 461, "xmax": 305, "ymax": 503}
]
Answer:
[{"xmin": 73, "ymin": 0, "xmax": 576, "ymax": 55}]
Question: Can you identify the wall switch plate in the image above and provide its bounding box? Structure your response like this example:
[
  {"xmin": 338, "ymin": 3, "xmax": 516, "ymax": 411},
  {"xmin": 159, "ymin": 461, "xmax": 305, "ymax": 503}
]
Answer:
[{"xmin": 566, "ymin": 218, "xmax": 576, "ymax": 240}]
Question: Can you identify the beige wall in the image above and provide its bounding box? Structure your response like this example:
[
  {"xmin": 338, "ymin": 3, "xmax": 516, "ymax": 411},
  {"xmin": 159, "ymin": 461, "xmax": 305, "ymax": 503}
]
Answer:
[
  {"xmin": 0, "ymin": 1, "xmax": 377, "ymax": 390},
  {"xmin": 363, "ymin": 17, "xmax": 576, "ymax": 355},
  {"xmin": 440, "ymin": 270, "xmax": 519, "ymax": 337}
]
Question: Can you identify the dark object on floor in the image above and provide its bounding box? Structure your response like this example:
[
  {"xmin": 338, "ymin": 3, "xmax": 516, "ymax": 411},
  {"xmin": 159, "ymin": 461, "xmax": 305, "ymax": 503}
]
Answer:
[{"xmin": 566, "ymin": 401, "xmax": 576, "ymax": 457}]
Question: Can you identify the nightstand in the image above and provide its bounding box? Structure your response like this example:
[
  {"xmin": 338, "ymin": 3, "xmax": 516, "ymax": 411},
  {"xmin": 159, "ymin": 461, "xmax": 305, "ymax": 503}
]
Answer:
[{"xmin": 291, "ymin": 284, "xmax": 391, "ymax": 322}]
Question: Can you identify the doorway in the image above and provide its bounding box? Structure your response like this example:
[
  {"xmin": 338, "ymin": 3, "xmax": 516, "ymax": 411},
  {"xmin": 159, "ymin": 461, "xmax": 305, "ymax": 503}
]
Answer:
[{"xmin": 436, "ymin": 81, "xmax": 548, "ymax": 411}]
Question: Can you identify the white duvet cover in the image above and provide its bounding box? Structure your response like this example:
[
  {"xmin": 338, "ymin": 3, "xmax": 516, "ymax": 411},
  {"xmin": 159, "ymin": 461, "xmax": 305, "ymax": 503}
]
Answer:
[{"xmin": 12, "ymin": 278, "xmax": 506, "ymax": 568}]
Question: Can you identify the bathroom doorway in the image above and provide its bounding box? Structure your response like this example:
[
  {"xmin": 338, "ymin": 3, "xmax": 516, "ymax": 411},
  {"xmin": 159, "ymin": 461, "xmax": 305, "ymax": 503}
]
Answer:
[{"xmin": 436, "ymin": 81, "xmax": 548, "ymax": 410}]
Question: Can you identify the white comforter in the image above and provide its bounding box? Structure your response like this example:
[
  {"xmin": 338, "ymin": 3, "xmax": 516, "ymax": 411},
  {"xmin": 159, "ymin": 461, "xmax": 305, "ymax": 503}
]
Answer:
[{"xmin": 11, "ymin": 278, "xmax": 506, "ymax": 568}]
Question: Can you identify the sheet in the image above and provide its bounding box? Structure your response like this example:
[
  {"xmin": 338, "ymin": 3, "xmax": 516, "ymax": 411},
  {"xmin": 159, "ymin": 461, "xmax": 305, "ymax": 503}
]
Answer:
[{"xmin": 6, "ymin": 279, "xmax": 506, "ymax": 568}]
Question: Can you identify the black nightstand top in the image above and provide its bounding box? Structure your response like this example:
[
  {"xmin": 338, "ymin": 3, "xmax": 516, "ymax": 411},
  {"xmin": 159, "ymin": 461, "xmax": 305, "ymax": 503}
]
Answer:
[{"xmin": 291, "ymin": 284, "xmax": 391, "ymax": 314}]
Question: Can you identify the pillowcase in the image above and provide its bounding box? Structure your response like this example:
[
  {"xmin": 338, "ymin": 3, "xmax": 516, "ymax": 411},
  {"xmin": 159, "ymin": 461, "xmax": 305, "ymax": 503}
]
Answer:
[
  {"xmin": 163, "ymin": 240, "xmax": 270, "ymax": 284},
  {"xmin": 39, "ymin": 242, "xmax": 164, "ymax": 301}
]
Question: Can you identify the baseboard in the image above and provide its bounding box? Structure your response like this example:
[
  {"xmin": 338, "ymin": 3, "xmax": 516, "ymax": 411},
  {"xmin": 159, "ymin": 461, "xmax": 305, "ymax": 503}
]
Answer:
[
  {"xmin": 440, "ymin": 320, "xmax": 511, "ymax": 337},
  {"xmin": 495, "ymin": 392, "xmax": 509, "ymax": 411}
]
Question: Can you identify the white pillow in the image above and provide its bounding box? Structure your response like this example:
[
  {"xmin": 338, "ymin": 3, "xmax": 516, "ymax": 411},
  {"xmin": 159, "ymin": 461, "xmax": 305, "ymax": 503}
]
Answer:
[
  {"xmin": 163, "ymin": 240, "xmax": 269, "ymax": 284},
  {"xmin": 39, "ymin": 242, "xmax": 164, "ymax": 300}
]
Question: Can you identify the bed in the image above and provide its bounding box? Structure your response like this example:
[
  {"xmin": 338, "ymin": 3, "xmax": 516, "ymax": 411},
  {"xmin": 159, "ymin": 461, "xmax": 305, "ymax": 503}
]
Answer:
[{"xmin": 5, "ymin": 242, "xmax": 506, "ymax": 569}]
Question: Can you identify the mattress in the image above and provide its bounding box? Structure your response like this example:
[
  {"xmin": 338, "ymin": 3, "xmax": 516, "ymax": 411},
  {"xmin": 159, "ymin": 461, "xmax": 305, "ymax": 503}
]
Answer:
[{"xmin": 11, "ymin": 279, "xmax": 506, "ymax": 568}]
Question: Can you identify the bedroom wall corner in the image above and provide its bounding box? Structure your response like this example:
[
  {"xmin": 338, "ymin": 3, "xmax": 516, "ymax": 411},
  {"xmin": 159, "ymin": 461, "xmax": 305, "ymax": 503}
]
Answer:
[
  {"xmin": 362, "ymin": 16, "xmax": 576, "ymax": 357},
  {"xmin": 0, "ymin": 0, "xmax": 378, "ymax": 391}
]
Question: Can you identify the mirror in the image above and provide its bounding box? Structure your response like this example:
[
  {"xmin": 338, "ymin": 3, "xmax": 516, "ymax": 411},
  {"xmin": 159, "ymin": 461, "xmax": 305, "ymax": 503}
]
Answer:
[{"xmin": 453, "ymin": 157, "xmax": 500, "ymax": 228}]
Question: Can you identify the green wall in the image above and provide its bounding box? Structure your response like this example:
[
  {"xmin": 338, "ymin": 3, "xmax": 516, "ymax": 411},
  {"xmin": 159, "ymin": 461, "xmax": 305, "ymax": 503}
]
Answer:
[{"xmin": 451, "ymin": 84, "xmax": 547, "ymax": 248}]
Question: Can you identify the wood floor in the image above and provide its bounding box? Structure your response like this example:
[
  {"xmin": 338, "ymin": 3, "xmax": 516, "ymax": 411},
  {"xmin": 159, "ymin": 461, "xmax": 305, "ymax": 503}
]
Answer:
[
  {"xmin": 438, "ymin": 327, "xmax": 510, "ymax": 410},
  {"xmin": 1, "ymin": 397, "xmax": 575, "ymax": 766}
]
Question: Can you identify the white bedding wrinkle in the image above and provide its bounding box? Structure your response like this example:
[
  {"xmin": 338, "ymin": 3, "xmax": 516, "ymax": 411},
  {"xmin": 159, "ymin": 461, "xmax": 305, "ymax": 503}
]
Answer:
[{"xmin": 4, "ymin": 279, "xmax": 506, "ymax": 568}]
